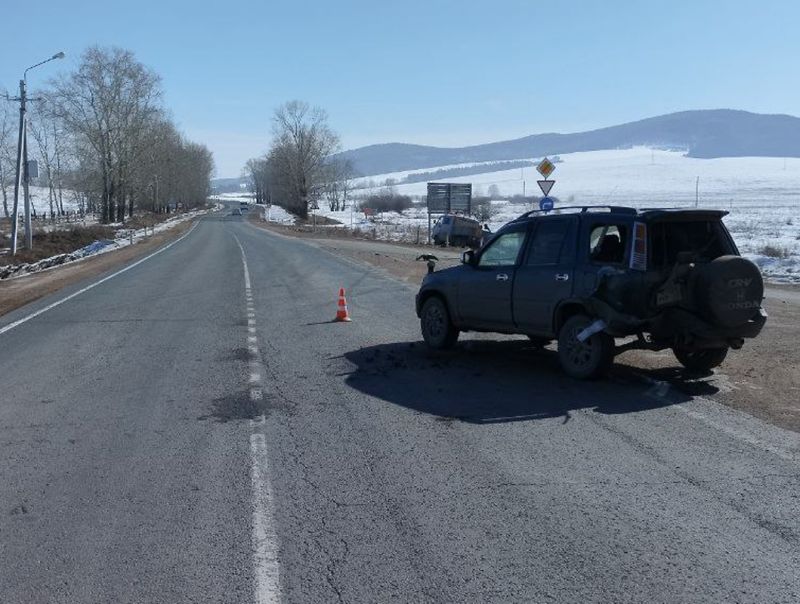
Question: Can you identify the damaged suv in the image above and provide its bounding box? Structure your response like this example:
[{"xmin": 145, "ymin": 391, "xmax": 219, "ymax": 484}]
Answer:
[{"xmin": 415, "ymin": 206, "xmax": 767, "ymax": 379}]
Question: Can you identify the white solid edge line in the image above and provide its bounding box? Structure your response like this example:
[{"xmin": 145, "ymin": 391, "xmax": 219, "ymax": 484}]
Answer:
[
  {"xmin": 634, "ymin": 371, "xmax": 800, "ymax": 465},
  {"xmin": 0, "ymin": 221, "xmax": 200, "ymax": 338},
  {"xmin": 677, "ymin": 404, "xmax": 799, "ymax": 464}
]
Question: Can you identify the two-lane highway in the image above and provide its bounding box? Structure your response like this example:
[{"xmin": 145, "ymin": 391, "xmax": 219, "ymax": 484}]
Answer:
[{"xmin": 2, "ymin": 208, "xmax": 799, "ymax": 603}]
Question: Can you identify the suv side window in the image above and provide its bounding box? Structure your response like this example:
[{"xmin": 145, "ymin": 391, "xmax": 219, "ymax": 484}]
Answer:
[
  {"xmin": 478, "ymin": 231, "xmax": 526, "ymax": 267},
  {"xmin": 589, "ymin": 224, "xmax": 628, "ymax": 265},
  {"xmin": 526, "ymin": 219, "xmax": 571, "ymax": 266}
]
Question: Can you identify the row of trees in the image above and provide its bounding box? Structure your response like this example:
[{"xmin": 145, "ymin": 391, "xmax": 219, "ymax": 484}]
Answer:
[
  {"xmin": 0, "ymin": 46, "xmax": 213, "ymax": 224},
  {"xmin": 244, "ymin": 100, "xmax": 355, "ymax": 219}
]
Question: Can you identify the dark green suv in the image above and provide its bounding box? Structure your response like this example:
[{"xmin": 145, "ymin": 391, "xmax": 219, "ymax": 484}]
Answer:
[{"xmin": 415, "ymin": 206, "xmax": 766, "ymax": 379}]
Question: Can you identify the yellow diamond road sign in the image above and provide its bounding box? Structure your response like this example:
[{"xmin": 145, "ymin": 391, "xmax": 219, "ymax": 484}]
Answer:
[{"xmin": 536, "ymin": 157, "xmax": 555, "ymax": 179}]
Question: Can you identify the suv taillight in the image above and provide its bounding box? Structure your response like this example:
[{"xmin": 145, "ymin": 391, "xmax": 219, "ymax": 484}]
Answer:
[{"xmin": 630, "ymin": 221, "xmax": 647, "ymax": 271}]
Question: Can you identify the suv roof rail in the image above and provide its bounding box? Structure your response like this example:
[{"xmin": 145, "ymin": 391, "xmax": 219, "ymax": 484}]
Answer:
[{"xmin": 510, "ymin": 205, "xmax": 638, "ymax": 222}]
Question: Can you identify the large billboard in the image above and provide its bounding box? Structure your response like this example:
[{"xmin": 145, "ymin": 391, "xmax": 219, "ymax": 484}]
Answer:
[{"xmin": 426, "ymin": 183, "xmax": 472, "ymax": 214}]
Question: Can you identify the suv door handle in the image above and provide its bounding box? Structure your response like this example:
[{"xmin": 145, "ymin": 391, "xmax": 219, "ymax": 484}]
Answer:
[
  {"xmin": 496, "ymin": 273, "xmax": 509, "ymax": 281},
  {"xmin": 555, "ymin": 273, "xmax": 570, "ymax": 281}
]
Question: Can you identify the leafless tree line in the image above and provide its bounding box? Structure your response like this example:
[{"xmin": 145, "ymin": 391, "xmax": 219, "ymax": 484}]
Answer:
[
  {"xmin": 1, "ymin": 46, "xmax": 213, "ymax": 223},
  {"xmin": 244, "ymin": 100, "xmax": 354, "ymax": 219}
]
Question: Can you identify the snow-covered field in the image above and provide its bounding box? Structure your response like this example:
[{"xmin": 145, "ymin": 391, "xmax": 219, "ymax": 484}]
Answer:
[
  {"xmin": 0, "ymin": 185, "xmax": 84, "ymax": 216},
  {"xmin": 216, "ymin": 148, "xmax": 800, "ymax": 282}
]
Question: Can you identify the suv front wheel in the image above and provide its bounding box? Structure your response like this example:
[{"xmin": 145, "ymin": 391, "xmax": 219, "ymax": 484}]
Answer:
[
  {"xmin": 672, "ymin": 346, "xmax": 728, "ymax": 372},
  {"xmin": 420, "ymin": 297, "xmax": 459, "ymax": 350},
  {"xmin": 557, "ymin": 314, "xmax": 615, "ymax": 379}
]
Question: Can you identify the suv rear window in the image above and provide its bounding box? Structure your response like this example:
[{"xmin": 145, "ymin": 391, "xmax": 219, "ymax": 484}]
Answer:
[
  {"xmin": 589, "ymin": 224, "xmax": 628, "ymax": 264},
  {"xmin": 649, "ymin": 220, "xmax": 734, "ymax": 267}
]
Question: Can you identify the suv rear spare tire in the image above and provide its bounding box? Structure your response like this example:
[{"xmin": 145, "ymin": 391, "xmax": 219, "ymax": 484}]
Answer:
[
  {"xmin": 420, "ymin": 296, "xmax": 459, "ymax": 350},
  {"xmin": 557, "ymin": 314, "xmax": 615, "ymax": 379},
  {"xmin": 691, "ymin": 255, "xmax": 763, "ymax": 328}
]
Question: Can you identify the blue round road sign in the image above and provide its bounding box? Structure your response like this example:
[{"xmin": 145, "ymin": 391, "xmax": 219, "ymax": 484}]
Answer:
[{"xmin": 539, "ymin": 196, "xmax": 554, "ymax": 211}]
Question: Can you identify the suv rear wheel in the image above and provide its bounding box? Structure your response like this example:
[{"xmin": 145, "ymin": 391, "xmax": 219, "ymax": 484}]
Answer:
[
  {"xmin": 672, "ymin": 346, "xmax": 728, "ymax": 372},
  {"xmin": 557, "ymin": 314, "xmax": 615, "ymax": 379},
  {"xmin": 420, "ymin": 297, "xmax": 459, "ymax": 350}
]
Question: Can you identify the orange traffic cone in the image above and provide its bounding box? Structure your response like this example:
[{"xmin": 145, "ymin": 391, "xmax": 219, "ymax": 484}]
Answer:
[{"xmin": 335, "ymin": 287, "xmax": 352, "ymax": 322}]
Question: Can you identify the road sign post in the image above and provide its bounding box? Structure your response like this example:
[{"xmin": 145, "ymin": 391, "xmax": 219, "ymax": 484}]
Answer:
[
  {"xmin": 535, "ymin": 158, "xmax": 556, "ymax": 210},
  {"xmin": 426, "ymin": 182, "xmax": 473, "ymax": 245},
  {"xmin": 536, "ymin": 157, "xmax": 555, "ymax": 180},
  {"xmin": 537, "ymin": 180, "xmax": 554, "ymax": 196}
]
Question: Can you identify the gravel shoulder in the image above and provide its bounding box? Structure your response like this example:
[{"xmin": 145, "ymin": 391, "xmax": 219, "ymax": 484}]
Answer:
[{"xmin": 251, "ymin": 216, "xmax": 800, "ymax": 433}]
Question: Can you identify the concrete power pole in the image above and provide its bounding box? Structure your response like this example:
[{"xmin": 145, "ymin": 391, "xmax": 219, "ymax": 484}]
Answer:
[
  {"xmin": 10, "ymin": 79, "xmax": 26, "ymax": 255},
  {"xmin": 695, "ymin": 176, "xmax": 700, "ymax": 208},
  {"xmin": 23, "ymin": 101, "xmax": 33, "ymax": 250},
  {"xmin": 9, "ymin": 52, "xmax": 65, "ymax": 256}
]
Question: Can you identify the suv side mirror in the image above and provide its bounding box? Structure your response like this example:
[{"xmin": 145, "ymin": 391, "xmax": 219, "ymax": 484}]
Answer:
[{"xmin": 462, "ymin": 249, "xmax": 475, "ymax": 265}]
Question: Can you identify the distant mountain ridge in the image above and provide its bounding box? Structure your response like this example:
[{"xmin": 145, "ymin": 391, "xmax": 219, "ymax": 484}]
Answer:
[{"xmin": 336, "ymin": 110, "xmax": 800, "ymax": 177}]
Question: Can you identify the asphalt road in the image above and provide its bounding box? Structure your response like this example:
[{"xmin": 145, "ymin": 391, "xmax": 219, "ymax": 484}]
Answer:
[{"xmin": 1, "ymin": 206, "xmax": 799, "ymax": 603}]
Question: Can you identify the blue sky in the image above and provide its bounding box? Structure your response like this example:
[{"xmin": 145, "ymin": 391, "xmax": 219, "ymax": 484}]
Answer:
[{"xmin": 1, "ymin": 0, "xmax": 798, "ymax": 176}]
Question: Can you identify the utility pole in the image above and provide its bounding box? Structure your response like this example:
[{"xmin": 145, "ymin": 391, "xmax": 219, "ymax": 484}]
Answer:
[
  {"xmin": 695, "ymin": 176, "xmax": 700, "ymax": 208},
  {"xmin": 9, "ymin": 79, "xmax": 26, "ymax": 255},
  {"xmin": 22, "ymin": 101, "xmax": 33, "ymax": 249},
  {"xmin": 8, "ymin": 52, "xmax": 65, "ymax": 256}
]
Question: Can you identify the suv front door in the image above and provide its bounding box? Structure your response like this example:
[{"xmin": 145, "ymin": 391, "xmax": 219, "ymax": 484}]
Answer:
[
  {"xmin": 513, "ymin": 217, "xmax": 576, "ymax": 335},
  {"xmin": 457, "ymin": 225, "xmax": 527, "ymax": 330}
]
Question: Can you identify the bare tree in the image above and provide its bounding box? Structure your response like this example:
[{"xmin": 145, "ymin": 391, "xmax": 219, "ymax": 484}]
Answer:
[
  {"xmin": 267, "ymin": 100, "xmax": 340, "ymax": 219},
  {"xmin": 323, "ymin": 157, "xmax": 355, "ymax": 211},
  {"xmin": 0, "ymin": 101, "xmax": 16, "ymax": 218},
  {"xmin": 130, "ymin": 117, "xmax": 213, "ymax": 214},
  {"xmin": 27, "ymin": 103, "xmax": 63, "ymax": 217},
  {"xmin": 0, "ymin": 45, "xmax": 214, "ymax": 226},
  {"xmin": 244, "ymin": 157, "xmax": 271, "ymax": 205},
  {"xmin": 49, "ymin": 46, "xmax": 162, "ymax": 223}
]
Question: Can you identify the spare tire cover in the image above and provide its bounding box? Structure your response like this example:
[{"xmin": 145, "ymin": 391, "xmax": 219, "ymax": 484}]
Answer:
[{"xmin": 691, "ymin": 255, "xmax": 763, "ymax": 328}]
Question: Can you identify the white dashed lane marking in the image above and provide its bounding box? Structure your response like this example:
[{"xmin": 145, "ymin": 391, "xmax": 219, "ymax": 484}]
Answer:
[{"xmin": 233, "ymin": 233, "xmax": 281, "ymax": 604}]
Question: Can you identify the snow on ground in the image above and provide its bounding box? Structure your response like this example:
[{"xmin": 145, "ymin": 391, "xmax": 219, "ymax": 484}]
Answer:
[
  {"xmin": 336, "ymin": 148, "xmax": 800, "ymax": 282},
  {"xmin": 352, "ymin": 148, "xmax": 800, "ymax": 204},
  {"xmin": 348, "ymin": 159, "xmax": 539, "ymax": 190},
  {"xmin": 212, "ymin": 150, "xmax": 800, "ymax": 281},
  {"xmin": 0, "ymin": 185, "xmax": 84, "ymax": 215},
  {"xmin": 211, "ymin": 194, "xmax": 301, "ymax": 225}
]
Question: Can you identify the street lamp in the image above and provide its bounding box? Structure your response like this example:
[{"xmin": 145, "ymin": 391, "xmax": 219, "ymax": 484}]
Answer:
[{"xmin": 9, "ymin": 51, "xmax": 65, "ymax": 256}]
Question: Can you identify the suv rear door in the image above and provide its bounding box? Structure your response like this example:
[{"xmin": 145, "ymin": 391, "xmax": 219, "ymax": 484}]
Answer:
[
  {"xmin": 456, "ymin": 223, "xmax": 527, "ymax": 330},
  {"xmin": 575, "ymin": 215, "xmax": 633, "ymax": 297},
  {"xmin": 512, "ymin": 216, "xmax": 576, "ymax": 335}
]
